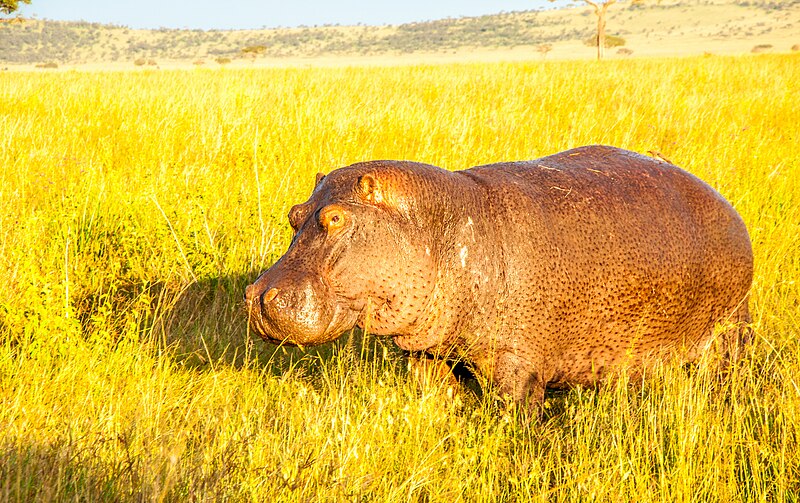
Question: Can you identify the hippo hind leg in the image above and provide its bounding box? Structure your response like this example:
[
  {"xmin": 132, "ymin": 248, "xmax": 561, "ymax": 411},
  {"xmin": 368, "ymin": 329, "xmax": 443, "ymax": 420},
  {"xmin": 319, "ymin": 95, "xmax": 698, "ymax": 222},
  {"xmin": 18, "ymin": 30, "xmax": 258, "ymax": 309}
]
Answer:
[{"xmin": 690, "ymin": 298, "xmax": 752, "ymax": 368}]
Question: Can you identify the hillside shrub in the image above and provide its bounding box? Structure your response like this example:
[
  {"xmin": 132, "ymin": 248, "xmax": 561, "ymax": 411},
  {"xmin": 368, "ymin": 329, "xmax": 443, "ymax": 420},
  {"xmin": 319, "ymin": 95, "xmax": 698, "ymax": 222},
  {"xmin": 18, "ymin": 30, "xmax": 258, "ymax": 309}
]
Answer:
[
  {"xmin": 241, "ymin": 45, "xmax": 267, "ymax": 55},
  {"xmin": 536, "ymin": 43, "xmax": 553, "ymax": 57},
  {"xmin": 583, "ymin": 34, "xmax": 626, "ymax": 48}
]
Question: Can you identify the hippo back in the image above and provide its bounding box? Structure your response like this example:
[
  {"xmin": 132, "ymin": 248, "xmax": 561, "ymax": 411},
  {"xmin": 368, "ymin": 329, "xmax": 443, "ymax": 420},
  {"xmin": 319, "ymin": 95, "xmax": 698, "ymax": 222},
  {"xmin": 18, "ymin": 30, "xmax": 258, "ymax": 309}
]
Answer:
[{"xmin": 458, "ymin": 145, "xmax": 752, "ymax": 385}]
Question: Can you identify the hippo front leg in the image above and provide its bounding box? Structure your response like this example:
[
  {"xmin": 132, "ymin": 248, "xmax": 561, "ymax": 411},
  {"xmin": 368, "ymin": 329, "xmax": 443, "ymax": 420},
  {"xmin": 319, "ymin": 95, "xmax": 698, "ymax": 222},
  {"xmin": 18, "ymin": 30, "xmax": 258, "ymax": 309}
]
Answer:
[
  {"xmin": 406, "ymin": 352, "xmax": 460, "ymax": 396},
  {"xmin": 492, "ymin": 351, "xmax": 546, "ymax": 411}
]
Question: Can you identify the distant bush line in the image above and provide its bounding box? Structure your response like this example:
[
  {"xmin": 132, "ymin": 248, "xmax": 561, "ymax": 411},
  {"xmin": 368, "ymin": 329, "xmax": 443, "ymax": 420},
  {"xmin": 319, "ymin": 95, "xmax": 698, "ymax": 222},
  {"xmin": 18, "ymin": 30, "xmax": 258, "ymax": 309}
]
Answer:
[
  {"xmin": 0, "ymin": 12, "xmax": 590, "ymax": 64},
  {"xmin": 1, "ymin": 1, "xmax": 796, "ymax": 64}
]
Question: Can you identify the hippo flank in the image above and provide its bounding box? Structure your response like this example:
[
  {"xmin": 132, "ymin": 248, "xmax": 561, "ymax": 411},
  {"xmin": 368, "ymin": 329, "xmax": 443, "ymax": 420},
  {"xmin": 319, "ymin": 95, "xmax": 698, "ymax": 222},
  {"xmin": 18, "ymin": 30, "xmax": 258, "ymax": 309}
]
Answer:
[{"xmin": 245, "ymin": 145, "xmax": 753, "ymax": 406}]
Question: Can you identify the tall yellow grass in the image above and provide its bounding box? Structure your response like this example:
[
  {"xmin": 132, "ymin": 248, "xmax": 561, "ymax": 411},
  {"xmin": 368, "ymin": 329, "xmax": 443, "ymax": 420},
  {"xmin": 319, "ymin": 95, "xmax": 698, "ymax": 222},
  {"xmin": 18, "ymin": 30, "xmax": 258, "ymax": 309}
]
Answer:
[{"xmin": 0, "ymin": 54, "xmax": 798, "ymax": 501}]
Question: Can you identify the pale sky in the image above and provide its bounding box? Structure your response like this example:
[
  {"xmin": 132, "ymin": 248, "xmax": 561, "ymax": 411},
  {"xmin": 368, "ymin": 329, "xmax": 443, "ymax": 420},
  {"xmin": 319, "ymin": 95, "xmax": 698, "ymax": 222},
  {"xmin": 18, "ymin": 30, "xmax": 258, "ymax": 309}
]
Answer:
[{"xmin": 14, "ymin": 0, "xmax": 574, "ymax": 30}]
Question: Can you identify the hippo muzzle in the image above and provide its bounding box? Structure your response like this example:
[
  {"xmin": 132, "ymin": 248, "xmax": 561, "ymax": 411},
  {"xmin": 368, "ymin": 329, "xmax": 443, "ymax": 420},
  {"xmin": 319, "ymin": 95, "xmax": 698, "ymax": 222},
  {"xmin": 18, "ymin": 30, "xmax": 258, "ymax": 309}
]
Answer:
[{"xmin": 245, "ymin": 267, "xmax": 342, "ymax": 346}]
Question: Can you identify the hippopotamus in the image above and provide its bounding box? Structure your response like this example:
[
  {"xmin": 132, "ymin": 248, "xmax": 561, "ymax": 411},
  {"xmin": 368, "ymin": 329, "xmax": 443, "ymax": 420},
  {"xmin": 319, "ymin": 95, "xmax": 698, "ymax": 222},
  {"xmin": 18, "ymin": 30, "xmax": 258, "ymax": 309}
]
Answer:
[{"xmin": 245, "ymin": 145, "xmax": 753, "ymax": 406}]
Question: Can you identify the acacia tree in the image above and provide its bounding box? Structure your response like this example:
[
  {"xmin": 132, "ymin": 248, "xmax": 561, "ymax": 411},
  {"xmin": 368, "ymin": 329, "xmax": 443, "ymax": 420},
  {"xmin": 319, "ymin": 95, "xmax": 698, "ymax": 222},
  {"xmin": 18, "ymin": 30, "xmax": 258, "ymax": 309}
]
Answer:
[
  {"xmin": 1, "ymin": 0, "xmax": 31, "ymax": 15},
  {"xmin": 550, "ymin": 0, "xmax": 653, "ymax": 60}
]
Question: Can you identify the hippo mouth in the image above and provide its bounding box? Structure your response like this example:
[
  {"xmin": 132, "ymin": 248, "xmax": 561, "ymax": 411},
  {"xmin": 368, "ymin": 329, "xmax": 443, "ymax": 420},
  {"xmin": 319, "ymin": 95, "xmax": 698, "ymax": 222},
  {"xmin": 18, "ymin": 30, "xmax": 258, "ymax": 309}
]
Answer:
[{"xmin": 246, "ymin": 302, "xmax": 299, "ymax": 347}]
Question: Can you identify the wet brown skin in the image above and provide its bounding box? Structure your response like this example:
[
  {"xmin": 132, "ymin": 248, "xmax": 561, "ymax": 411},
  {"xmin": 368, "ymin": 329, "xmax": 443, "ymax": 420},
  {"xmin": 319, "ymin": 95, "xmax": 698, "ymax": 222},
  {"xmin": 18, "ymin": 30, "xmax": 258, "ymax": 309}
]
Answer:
[{"xmin": 245, "ymin": 145, "xmax": 753, "ymax": 406}]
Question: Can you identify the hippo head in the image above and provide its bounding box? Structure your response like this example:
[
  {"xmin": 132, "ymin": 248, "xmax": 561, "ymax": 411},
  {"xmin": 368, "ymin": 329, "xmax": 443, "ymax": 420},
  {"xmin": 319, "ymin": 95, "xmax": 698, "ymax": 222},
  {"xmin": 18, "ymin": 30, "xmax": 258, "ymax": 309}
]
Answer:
[{"xmin": 245, "ymin": 161, "xmax": 440, "ymax": 347}]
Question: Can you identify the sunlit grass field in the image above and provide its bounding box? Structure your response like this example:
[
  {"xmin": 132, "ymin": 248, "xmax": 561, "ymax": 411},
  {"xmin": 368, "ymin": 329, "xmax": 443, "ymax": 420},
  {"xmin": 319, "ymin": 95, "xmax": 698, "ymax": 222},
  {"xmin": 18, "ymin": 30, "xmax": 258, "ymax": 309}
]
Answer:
[{"xmin": 1, "ymin": 54, "xmax": 798, "ymax": 501}]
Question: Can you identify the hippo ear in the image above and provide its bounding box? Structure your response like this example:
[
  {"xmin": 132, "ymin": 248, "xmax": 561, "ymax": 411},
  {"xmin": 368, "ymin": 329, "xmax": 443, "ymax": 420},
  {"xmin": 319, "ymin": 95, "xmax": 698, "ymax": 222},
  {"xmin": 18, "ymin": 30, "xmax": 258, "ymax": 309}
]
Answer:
[
  {"xmin": 315, "ymin": 172, "xmax": 326, "ymax": 187},
  {"xmin": 357, "ymin": 173, "xmax": 385, "ymax": 205},
  {"xmin": 357, "ymin": 172, "xmax": 413, "ymax": 218}
]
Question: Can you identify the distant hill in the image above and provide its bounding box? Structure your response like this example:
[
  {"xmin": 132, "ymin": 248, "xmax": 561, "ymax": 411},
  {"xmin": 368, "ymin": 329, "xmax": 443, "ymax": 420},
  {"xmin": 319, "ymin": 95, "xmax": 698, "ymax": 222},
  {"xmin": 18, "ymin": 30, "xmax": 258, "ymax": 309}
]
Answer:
[{"xmin": 1, "ymin": 0, "xmax": 798, "ymax": 67}]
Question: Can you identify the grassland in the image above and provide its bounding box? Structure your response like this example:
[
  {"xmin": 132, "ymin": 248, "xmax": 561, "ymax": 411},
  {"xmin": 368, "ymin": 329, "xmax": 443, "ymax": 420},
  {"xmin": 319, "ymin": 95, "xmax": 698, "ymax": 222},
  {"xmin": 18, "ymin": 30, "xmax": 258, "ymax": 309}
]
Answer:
[{"xmin": 0, "ymin": 53, "xmax": 798, "ymax": 501}]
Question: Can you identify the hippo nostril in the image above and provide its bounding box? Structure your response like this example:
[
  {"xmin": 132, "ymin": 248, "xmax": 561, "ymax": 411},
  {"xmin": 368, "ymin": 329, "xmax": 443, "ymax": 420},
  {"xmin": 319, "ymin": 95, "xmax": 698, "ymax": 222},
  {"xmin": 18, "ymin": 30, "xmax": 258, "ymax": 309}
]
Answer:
[{"xmin": 263, "ymin": 287, "xmax": 279, "ymax": 304}]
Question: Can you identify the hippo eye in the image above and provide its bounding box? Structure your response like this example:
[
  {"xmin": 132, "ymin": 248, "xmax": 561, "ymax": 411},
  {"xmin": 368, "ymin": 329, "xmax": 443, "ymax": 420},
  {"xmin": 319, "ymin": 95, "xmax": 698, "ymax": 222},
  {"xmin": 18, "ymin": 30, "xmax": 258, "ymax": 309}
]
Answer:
[{"xmin": 319, "ymin": 205, "xmax": 347, "ymax": 233}]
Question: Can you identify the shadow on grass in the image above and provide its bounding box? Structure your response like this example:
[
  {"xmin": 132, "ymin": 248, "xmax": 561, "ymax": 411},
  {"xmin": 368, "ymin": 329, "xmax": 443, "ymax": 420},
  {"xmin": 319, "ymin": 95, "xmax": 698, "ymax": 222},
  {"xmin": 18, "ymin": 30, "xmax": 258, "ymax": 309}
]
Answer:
[
  {"xmin": 156, "ymin": 271, "xmax": 585, "ymax": 417},
  {"xmin": 155, "ymin": 270, "xmax": 422, "ymax": 380}
]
